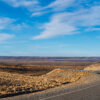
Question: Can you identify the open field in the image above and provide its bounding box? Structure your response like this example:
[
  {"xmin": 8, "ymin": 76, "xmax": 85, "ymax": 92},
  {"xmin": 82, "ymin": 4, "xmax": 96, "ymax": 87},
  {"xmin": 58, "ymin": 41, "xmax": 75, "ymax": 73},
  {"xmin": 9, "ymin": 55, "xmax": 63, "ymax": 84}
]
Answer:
[
  {"xmin": 0, "ymin": 57, "xmax": 99, "ymax": 76},
  {"xmin": 0, "ymin": 57, "xmax": 100, "ymax": 98},
  {"xmin": 0, "ymin": 61, "xmax": 95, "ymax": 76}
]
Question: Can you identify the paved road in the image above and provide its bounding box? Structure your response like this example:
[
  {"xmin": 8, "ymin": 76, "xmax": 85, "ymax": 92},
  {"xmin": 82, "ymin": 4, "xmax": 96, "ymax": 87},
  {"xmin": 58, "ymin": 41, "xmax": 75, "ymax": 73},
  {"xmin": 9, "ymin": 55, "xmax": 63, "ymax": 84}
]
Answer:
[
  {"xmin": 40, "ymin": 82, "xmax": 100, "ymax": 100},
  {"xmin": 1, "ymin": 75, "xmax": 100, "ymax": 100}
]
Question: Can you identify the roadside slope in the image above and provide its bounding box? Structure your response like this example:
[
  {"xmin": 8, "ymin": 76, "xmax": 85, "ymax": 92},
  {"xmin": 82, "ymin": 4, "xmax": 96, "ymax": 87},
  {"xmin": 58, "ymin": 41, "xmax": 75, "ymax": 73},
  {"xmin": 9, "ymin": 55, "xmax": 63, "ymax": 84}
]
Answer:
[{"xmin": 0, "ymin": 69, "xmax": 95, "ymax": 98}]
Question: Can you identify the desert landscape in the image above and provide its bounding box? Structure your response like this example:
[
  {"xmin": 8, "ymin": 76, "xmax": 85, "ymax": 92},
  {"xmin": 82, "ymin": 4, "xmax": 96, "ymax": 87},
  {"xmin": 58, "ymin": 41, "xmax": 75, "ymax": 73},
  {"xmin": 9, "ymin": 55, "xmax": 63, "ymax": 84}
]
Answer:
[
  {"xmin": 0, "ymin": 57, "xmax": 100, "ymax": 98},
  {"xmin": 0, "ymin": 0, "xmax": 100, "ymax": 99}
]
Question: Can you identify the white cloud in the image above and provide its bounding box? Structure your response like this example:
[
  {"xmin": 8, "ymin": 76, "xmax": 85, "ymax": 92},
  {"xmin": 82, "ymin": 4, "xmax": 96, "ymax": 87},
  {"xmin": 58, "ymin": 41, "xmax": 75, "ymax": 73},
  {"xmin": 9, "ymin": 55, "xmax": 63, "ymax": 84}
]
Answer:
[
  {"xmin": 31, "ymin": 11, "xmax": 47, "ymax": 17},
  {"xmin": 31, "ymin": 0, "xmax": 76, "ymax": 16},
  {"xmin": 2, "ymin": 0, "xmax": 38, "ymax": 7},
  {"xmin": 46, "ymin": 0, "xmax": 76, "ymax": 11},
  {"xmin": 2, "ymin": 0, "xmax": 39, "ymax": 11},
  {"xmin": 85, "ymin": 27, "xmax": 100, "ymax": 32},
  {"xmin": 11, "ymin": 23, "xmax": 29, "ymax": 30},
  {"xmin": 75, "ymin": 6, "xmax": 100, "ymax": 26},
  {"xmin": 2, "ymin": 0, "xmax": 77, "ymax": 16},
  {"xmin": 33, "ymin": 5, "xmax": 100, "ymax": 39},
  {"xmin": 0, "ymin": 17, "xmax": 15, "ymax": 30},
  {"xmin": 0, "ymin": 17, "xmax": 29, "ymax": 31},
  {"xmin": 2, "ymin": 0, "xmax": 99, "ymax": 18},
  {"xmin": 0, "ymin": 34, "xmax": 14, "ymax": 42},
  {"xmin": 31, "ymin": 10, "xmax": 50, "ymax": 17},
  {"xmin": 31, "ymin": 12, "xmax": 44, "ymax": 16},
  {"xmin": 33, "ymin": 20, "xmax": 77, "ymax": 39}
]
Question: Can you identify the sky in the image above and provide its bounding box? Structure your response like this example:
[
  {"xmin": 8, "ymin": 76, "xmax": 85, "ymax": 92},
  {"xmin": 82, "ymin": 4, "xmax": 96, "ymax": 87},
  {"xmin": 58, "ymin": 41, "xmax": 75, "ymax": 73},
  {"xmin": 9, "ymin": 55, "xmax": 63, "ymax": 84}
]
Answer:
[{"xmin": 0, "ymin": 0, "xmax": 100, "ymax": 57}]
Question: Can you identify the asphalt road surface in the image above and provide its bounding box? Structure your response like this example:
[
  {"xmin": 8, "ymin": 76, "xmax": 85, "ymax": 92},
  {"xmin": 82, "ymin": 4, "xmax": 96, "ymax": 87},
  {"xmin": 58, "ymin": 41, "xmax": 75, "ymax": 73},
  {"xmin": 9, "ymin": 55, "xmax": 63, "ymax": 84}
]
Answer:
[{"xmin": 40, "ymin": 81, "xmax": 100, "ymax": 100}]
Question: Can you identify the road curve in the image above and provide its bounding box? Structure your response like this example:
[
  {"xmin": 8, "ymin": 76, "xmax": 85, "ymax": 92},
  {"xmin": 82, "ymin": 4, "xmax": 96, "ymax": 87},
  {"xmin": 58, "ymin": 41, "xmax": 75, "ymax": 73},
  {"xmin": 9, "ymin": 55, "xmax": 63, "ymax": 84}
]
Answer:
[{"xmin": 1, "ymin": 75, "xmax": 100, "ymax": 100}]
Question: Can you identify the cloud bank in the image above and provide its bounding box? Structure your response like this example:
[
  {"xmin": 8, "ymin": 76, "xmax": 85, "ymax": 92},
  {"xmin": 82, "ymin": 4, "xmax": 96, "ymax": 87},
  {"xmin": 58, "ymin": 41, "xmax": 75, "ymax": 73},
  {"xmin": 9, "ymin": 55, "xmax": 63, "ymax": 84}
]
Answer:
[
  {"xmin": 33, "ymin": 5, "xmax": 100, "ymax": 39},
  {"xmin": 1, "ymin": 0, "xmax": 100, "ymax": 40},
  {"xmin": 2, "ymin": 0, "xmax": 39, "ymax": 11}
]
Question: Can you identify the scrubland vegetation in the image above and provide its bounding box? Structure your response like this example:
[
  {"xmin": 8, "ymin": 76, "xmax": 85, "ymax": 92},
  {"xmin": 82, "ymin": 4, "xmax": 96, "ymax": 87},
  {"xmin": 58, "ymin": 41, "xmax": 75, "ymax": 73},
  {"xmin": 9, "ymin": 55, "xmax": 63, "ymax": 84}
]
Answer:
[
  {"xmin": 0, "ymin": 57, "xmax": 99, "ymax": 98},
  {"xmin": 0, "ymin": 68, "xmax": 94, "ymax": 97},
  {"xmin": 0, "ymin": 60, "xmax": 94, "ymax": 76}
]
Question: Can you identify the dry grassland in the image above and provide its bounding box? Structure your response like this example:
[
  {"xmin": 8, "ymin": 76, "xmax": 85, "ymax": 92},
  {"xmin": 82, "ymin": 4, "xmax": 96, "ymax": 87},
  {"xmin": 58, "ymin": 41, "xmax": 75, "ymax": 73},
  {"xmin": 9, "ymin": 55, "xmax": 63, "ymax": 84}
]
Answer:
[
  {"xmin": 84, "ymin": 63, "xmax": 100, "ymax": 71},
  {"xmin": 0, "ymin": 60, "xmax": 97, "ymax": 98},
  {"xmin": 0, "ymin": 68, "xmax": 95, "ymax": 97}
]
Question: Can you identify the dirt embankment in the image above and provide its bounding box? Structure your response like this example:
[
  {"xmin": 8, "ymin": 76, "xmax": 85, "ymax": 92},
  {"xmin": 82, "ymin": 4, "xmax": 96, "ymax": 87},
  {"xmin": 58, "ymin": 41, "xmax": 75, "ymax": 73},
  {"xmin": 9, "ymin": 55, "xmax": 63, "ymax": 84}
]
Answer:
[
  {"xmin": 0, "ymin": 69, "xmax": 95, "ymax": 97},
  {"xmin": 84, "ymin": 63, "xmax": 100, "ymax": 72}
]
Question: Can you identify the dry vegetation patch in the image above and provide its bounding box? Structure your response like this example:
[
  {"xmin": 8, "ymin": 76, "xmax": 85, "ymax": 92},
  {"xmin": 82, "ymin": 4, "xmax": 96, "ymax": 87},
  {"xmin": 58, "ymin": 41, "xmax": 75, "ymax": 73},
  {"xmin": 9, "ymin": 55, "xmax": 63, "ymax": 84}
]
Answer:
[
  {"xmin": 84, "ymin": 63, "xmax": 100, "ymax": 72},
  {"xmin": 0, "ymin": 69, "xmax": 95, "ymax": 97}
]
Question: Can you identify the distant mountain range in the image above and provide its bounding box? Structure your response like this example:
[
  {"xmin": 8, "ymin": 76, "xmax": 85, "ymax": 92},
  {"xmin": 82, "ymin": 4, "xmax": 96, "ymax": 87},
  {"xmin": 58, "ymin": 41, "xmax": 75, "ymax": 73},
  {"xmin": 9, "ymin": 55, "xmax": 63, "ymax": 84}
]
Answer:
[{"xmin": 0, "ymin": 56, "xmax": 100, "ymax": 62}]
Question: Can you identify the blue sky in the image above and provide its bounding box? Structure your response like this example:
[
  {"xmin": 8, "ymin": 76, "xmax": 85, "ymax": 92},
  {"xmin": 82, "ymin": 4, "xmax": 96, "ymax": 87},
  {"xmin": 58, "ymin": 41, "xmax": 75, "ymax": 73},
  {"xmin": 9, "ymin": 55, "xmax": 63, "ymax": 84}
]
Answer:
[{"xmin": 0, "ymin": 0, "xmax": 100, "ymax": 56}]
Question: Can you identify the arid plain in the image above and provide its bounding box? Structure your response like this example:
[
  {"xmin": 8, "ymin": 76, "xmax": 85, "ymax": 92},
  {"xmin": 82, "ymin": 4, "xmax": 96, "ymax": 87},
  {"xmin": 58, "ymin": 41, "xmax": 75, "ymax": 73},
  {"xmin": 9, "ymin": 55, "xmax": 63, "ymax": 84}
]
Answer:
[{"xmin": 0, "ymin": 57, "xmax": 100, "ymax": 98}]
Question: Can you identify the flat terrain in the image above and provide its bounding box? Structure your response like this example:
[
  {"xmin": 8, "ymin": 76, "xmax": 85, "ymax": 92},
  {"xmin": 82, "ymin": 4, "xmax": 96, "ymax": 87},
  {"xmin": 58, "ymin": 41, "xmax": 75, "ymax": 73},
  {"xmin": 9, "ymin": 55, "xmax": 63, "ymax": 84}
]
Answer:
[
  {"xmin": 0, "ymin": 57, "xmax": 100, "ymax": 98},
  {"xmin": 0, "ymin": 57, "xmax": 98, "ymax": 76}
]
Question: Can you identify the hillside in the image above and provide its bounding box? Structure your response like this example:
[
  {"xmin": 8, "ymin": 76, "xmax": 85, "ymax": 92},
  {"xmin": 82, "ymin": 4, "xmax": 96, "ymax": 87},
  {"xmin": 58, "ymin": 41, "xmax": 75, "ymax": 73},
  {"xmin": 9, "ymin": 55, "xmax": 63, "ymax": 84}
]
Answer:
[
  {"xmin": 84, "ymin": 63, "xmax": 100, "ymax": 72},
  {"xmin": 0, "ymin": 69, "xmax": 95, "ymax": 98}
]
